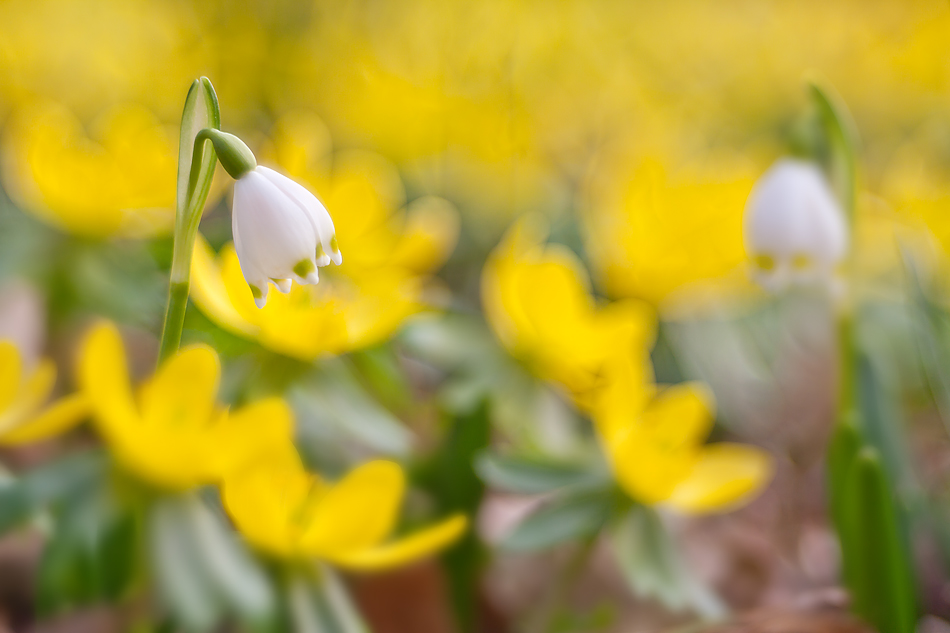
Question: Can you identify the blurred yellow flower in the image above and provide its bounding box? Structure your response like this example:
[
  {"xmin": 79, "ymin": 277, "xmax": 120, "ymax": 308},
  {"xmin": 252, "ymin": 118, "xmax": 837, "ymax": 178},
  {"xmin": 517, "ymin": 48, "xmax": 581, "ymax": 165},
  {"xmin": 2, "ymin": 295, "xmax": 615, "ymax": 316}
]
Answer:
[
  {"xmin": 222, "ymin": 446, "xmax": 467, "ymax": 571},
  {"xmin": 191, "ymin": 236, "xmax": 423, "ymax": 360},
  {"xmin": 0, "ymin": 340, "xmax": 88, "ymax": 445},
  {"xmin": 1, "ymin": 102, "xmax": 178, "ymax": 238},
  {"xmin": 585, "ymin": 158, "xmax": 755, "ymax": 306},
  {"xmin": 190, "ymin": 112, "xmax": 459, "ymax": 359},
  {"xmin": 77, "ymin": 321, "xmax": 293, "ymax": 490},
  {"xmin": 594, "ymin": 357, "xmax": 772, "ymax": 513},
  {"xmin": 482, "ymin": 217, "xmax": 654, "ymax": 403}
]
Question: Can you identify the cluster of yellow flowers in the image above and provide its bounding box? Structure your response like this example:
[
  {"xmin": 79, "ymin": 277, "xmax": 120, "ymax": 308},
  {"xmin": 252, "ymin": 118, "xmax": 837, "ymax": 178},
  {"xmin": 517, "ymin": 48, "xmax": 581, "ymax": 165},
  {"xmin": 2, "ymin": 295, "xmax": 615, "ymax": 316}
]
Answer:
[
  {"xmin": 0, "ymin": 322, "xmax": 467, "ymax": 571},
  {"xmin": 483, "ymin": 219, "xmax": 773, "ymax": 513}
]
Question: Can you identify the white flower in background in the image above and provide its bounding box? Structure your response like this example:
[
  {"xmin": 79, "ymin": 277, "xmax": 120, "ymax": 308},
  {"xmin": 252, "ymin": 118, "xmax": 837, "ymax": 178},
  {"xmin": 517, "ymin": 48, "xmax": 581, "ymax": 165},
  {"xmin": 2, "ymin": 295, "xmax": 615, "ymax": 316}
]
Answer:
[
  {"xmin": 232, "ymin": 166, "xmax": 342, "ymax": 307},
  {"xmin": 744, "ymin": 158, "xmax": 847, "ymax": 292}
]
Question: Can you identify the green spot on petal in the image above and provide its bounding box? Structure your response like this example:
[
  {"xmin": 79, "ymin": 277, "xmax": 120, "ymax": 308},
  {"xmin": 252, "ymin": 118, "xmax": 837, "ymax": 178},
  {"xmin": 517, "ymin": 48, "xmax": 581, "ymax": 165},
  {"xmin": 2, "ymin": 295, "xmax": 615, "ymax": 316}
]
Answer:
[
  {"xmin": 330, "ymin": 236, "xmax": 339, "ymax": 252},
  {"xmin": 293, "ymin": 259, "xmax": 315, "ymax": 277},
  {"xmin": 315, "ymin": 243, "xmax": 326, "ymax": 258},
  {"xmin": 250, "ymin": 285, "xmax": 263, "ymax": 299}
]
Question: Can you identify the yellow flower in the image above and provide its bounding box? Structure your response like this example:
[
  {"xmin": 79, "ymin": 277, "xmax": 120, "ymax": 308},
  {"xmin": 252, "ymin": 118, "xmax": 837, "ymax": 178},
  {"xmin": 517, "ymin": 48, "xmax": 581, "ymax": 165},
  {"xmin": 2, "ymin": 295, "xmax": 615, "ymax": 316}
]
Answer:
[
  {"xmin": 190, "ymin": 112, "xmax": 460, "ymax": 360},
  {"xmin": 482, "ymin": 217, "xmax": 654, "ymax": 403},
  {"xmin": 584, "ymin": 157, "xmax": 755, "ymax": 306},
  {"xmin": 222, "ymin": 446, "xmax": 467, "ymax": 572},
  {"xmin": 1, "ymin": 102, "xmax": 178, "ymax": 238},
  {"xmin": 0, "ymin": 340, "xmax": 88, "ymax": 445},
  {"xmin": 594, "ymin": 359, "xmax": 772, "ymax": 513},
  {"xmin": 77, "ymin": 321, "xmax": 293, "ymax": 490}
]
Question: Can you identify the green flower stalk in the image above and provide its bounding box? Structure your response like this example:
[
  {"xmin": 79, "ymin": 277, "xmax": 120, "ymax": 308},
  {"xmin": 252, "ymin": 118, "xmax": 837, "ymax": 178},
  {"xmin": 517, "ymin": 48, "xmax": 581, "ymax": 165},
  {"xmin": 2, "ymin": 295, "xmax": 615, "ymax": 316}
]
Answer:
[{"xmin": 158, "ymin": 77, "xmax": 221, "ymax": 363}]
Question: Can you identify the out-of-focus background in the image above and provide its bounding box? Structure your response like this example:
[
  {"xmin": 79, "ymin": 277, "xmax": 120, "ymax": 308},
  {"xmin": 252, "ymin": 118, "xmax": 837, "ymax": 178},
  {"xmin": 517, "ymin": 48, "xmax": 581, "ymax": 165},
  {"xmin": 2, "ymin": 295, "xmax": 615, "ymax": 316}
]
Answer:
[{"xmin": 3, "ymin": 1, "xmax": 950, "ymax": 632}]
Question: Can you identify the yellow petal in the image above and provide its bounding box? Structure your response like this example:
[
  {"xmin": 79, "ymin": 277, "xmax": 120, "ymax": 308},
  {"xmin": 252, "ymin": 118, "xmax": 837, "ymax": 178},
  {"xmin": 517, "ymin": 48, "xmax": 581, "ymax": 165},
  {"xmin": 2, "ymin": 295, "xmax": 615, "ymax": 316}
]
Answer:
[
  {"xmin": 78, "ymin": 321, "xmax": 139, "ymax": 439},
  {"xmin": 328, "ymin": 515, "xmax": 468, "ymax": 572},
  {"xmin": 190, "ymin": 236, "xmax": 260, "ymax": 338},
  {"xmin": 301, "ymin": 460, "xmax": 404, "ymax": 556},
  {"xmin": 212, "ymin": 397, "xmax": 296, "ymax": 478},
  {"xmin": 666, "ymin": 443, "xmax": 774, "ymax": 514},
  {"xmin": 0, "ymin": 394, "xmax": 89, "ymax": 445},
  {"xmin": 605, "ymin": 383, "xmax": 714, "ymax": 505},
  {"xmin": 139, "ymin": 344, "xmax": 220, "ymax": 433},
  {"xmin": 0, "ymin": 341, "xmax": 22, "ymax": 412},
  {"xmin": 222, "ymin": 446, "xmax": 316, "ymax": 558},
  {"xmin": 0, "ymin": 359, "xmax": 58, "ymax": 434}
]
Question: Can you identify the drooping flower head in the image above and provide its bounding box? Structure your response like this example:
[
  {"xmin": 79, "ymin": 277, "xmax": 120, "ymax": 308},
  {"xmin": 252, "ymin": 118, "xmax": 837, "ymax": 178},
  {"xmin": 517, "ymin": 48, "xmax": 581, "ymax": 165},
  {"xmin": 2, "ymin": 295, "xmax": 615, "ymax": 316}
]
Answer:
[
  {"xmin": 199, "ymin": 129, "xmax": 342, "ymax": 308},
  {"xmin": 744, "ymin": 158, "xmax": 847, "ymax": 292}
]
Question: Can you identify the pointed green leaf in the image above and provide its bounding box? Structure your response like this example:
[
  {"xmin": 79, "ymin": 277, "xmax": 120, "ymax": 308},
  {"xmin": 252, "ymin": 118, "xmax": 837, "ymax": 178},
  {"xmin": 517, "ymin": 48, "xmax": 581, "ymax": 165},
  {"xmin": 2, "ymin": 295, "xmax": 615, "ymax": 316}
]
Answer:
[
  {"xmin": 149, "ymin": 496, "xmax": 222, "ymax": 632},
  {"xmin": 475, "ymin": 452, "xmax": 609, "ymax": 495},
  {"xmin": 177, "ymin": 77, "xmax": 220, "ymax": 222},
  {"xmin": 501, "ymin": 489, "xmax": 614, "ymax": 552},
  {"xmin": 611, "ymin": 505, "xmax": 725, "ymax": 619},
  {"xmin": 843, "ymin": 448, "xmax": 916, "ymax": 633},
  {"xmin": 808, "ymin": 79, "xmax": 858, "ymax": 219}
]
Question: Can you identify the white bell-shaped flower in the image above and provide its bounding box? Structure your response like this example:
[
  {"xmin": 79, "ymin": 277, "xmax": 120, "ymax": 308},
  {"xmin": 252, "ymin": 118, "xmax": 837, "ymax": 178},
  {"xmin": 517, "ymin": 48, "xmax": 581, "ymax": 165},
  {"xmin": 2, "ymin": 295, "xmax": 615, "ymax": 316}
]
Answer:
[
  {"xmin": 744, "ymin": 158, "xmax": 847, "ymax": 292},
  {"xmin": 232, "ymin": 166, "xmax": 342, "ymax": 307}
]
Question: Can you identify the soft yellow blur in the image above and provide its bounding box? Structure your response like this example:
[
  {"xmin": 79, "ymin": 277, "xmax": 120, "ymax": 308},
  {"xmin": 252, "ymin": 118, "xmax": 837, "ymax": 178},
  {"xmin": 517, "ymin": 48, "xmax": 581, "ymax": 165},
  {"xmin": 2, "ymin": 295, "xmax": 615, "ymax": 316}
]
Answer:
[
  {"xmin": 191, "ymin": 112, "xmax": 460, "ymax": 360},
  {"xmin": 584, "ymin": 157, "xmax": 756, "ymax": 306},
  {"xmin": 2, "ymin": 102, "xmax": 178, "ymax": 238},
  {"xmin": 482, "ymin": 217, "xmax": 654, "ymax": 406},
  {"xmin": 77, "ymin": 321, "xmax": 294, "ymax": 490},
  {"xmin": 0, "ymin": 340, "xmax": 88, "ymax": 445},
  {"xmin": 222, "ymin": 446, "xmax": 467, "ymax": 571}
]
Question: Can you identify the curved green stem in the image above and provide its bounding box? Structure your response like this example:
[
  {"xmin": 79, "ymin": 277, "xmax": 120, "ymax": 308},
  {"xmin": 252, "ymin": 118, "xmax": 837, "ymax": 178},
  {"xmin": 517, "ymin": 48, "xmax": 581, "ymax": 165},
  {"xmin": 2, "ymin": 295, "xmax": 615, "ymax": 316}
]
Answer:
[{"xmin": 157, "ymin": 78, "xmax": 221, "ymax": 364}]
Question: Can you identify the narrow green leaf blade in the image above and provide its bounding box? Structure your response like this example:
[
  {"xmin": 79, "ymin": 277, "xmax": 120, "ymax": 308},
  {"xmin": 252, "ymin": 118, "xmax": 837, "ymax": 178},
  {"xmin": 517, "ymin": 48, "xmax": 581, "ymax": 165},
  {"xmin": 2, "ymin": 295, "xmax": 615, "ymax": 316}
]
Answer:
[
  {"xmin": 501, "ymin": 489, "xmax": 613, "ymax": 552},
  {"xmin": 611, "ymin": 505, "xmax": 725, "ymax": 619},
  {"xmin": 844, "ymin": 448, "xmax": 916, "ymax": 633},
  {"xmin": 807, "ymin": 79, "xmax": 858, "ymax": 219},
  {"xmin": 176, "ymin": 77, "xmax": 220, "ymax": 221},
  {"xmin": 475, "ymin": 452, "xmax": 608, "ymax": 495}
]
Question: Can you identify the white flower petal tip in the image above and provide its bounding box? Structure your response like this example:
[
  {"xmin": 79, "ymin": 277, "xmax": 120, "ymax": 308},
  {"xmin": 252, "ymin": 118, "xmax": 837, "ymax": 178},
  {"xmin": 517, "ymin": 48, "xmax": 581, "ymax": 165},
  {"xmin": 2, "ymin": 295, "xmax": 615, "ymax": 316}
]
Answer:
[
  {"xmin": 743, "ymin": 158, "xmax": 847, "ymax": 293},
  {"xmin": 231, "ymin": 165, "xmax": 340, "ymax": 297}
]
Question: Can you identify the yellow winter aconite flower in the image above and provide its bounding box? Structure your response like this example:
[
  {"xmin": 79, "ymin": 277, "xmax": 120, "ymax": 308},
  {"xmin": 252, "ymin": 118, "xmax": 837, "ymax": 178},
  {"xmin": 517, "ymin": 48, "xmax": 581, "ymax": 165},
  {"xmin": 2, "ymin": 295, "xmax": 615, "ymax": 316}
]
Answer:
[
  {"xmin": 1, "ymin": 102, "xmax": 178, "ymax": 238},
  {"xmin": 482, "ymin": 217, "xmax": 654, "ymax": 403},
  {"xmin": 190, "ymin": 112, "xmax": 460, "ymax": 359},
  {"xmin": 585, "ymin": 158, "xmax": 755, "ymax": 306},
  {"xmin": 594, "ymin": 357, "xmax": 772, "ymax": 513},
  {"xmin": 222, "ymin": 446, "xmax": 467, "ymax": 571},
  {"xmin": 0, "ymin": 340, "xmax": 88, "ymax": 445},
  {"xmin": 77, "ymin": 321, "xmax": 293, "ymax": 490}
]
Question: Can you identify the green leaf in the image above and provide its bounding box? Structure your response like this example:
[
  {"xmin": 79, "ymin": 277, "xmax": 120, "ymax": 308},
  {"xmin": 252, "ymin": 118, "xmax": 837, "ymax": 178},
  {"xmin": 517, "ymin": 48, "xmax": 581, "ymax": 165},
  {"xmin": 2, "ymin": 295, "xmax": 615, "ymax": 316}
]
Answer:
[
  {"xmin": 177, "ymin": 77, "xmax": 220, "ymax": 222},
  {"xmin": 611, "ymin": 505, "xmax": 725, "ymax": 619},
  {"xmin": 416, "ymin": 400, "xmax": 491, "ymax": 632},
  {"xmin": 188, "ymin": 494, "xmax": 275, "ymax": 625},
  {"xmin": 0, "ymin": 451, "xmax": 106, "ymax": 534},
  {"xmin": 35, "ymin": 484, "xmax": 140, "ymax": 614},
  {"xmin": 842, "ymin": 448, "xmax": 917, "ymax": 633},
  {"xmin": 501, "ymin": 489, "xmax": 614, "ymax": 552},
  {"xmin": 287, "ymin": 568, "xmax": 369, "ymax": 633},
  {"xmin": 292, "ymin": 360, "xmax": 413, "ymax": 462},
  {"xmin": 149, "ymin": 494, "xmax": 275, "ymax": 632},
  {"xmin": 475, "ymin": 452, "xmax": 608, "ymax": 495},
  {"xmin": 808, "ymin": 79, "xmax": 858, "ymax": 219},
  {"xmin": 149, "ymin": 496, "xmax": 222, "ymax": 632}
]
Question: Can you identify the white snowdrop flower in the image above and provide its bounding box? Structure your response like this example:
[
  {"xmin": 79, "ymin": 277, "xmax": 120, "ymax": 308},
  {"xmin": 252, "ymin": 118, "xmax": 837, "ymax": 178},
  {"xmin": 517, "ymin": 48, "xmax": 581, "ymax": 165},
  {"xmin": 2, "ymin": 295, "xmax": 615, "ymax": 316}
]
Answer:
[
  {"xmin": 197, "ymin": 129, "xmax": 342, "ymax": 308},
  {"xmin": 232, "ymin": 166, "xmax": 341, "ymax": 308},
  {"xmin": 744, "ymin": 158, "xmax": 847, "ymax": 292}
]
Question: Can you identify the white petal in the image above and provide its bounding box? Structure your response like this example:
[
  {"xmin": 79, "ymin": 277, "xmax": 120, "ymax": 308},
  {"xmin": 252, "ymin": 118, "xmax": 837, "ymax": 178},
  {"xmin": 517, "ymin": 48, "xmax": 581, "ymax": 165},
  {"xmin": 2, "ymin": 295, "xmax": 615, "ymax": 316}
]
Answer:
[
  {"xmin": 233, "ymin": 169, "xmax": 318, "ymax": 281},
  {"xmin": 273, "ymin": 278, "xmax": 292, "ymax": 294},
  {"xmin": 257, "ymin": 166, "xmax": 341, "ymax": 267}
]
